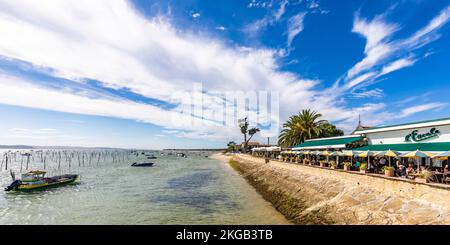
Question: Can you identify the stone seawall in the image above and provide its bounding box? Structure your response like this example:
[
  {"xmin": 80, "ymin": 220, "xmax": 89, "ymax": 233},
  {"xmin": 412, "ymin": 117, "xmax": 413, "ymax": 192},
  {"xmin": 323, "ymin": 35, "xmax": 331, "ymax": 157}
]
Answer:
[{"xmin": 226, "ymin": 154, "xmax": 450, "ymax": 225}]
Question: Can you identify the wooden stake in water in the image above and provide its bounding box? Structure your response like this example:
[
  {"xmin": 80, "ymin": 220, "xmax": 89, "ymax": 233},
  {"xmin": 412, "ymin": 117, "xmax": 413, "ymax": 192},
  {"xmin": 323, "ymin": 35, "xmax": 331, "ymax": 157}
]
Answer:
[
  {"xmin": 0, "ymin": 154, "xmax": 4, "ymax": 171},
  {"xmin": 25, "ymin": 153, "xmax": 30, "ymax": 170},
  {"xmin": 58, "ymin": 151, "xmax": 61, "ymax": 170}
]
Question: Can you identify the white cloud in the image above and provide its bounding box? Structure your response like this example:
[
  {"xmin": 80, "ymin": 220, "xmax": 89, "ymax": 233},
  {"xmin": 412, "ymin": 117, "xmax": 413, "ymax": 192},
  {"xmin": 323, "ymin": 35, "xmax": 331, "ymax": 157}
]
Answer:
[
  {"xmin": 350, "ymin": 88, "xmax": 384, "ymax": 99},
  {"xmin": 244, "ymin": 0, "xmax": 288, "ymax": 34},
  {"xmin": 308, "ymin": 0, "xmax": 319, "ymax": 9},
  {"xmin": 345, "ymin": 71, "xmax": 377, "ymax": 89},
  {"xmin": 348, "ymin": 14, "xmax": 398, "ymax": 79},
  {"xmin": 378, "ymin": 57, "xmax": 416, "ymax": 77},
  {"xmin": 191, "ymin": 12, "xmax": 200, "ymax": 19},
  {"xmin": 287, "ymin": 12, "xmax": 306, "ymax": 47},
  {"xmin": 216, "ymin": 26, "xmax": 226, "ymax": 31},
  {"xmin": 342, "ymin": 5, "xmax": 450, "ymax": 90},
  {"xmin": 0, "ymin": 0, "xmax": 447, "ymax": 144},
  {"xmin": 247, "ymin": 0, "xmax": 274, "ymax": 9},
  {"xmin": 398, "ymin": 103, "xmax": 446, "ymax": 118}
]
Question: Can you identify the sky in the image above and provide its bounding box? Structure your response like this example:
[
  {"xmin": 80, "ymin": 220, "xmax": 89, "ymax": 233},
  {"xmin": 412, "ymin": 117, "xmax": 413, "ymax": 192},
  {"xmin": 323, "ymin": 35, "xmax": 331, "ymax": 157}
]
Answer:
[{"xmin": 0, "ymin": 0, "xmax": 449, "ymax": 149}]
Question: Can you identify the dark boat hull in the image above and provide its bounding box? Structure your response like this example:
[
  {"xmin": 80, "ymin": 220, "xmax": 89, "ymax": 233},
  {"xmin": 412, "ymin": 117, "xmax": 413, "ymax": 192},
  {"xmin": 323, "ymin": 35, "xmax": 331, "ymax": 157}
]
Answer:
[{"xmin": 131, "ymin": 162, "xmax": 154, "ymax": 167}]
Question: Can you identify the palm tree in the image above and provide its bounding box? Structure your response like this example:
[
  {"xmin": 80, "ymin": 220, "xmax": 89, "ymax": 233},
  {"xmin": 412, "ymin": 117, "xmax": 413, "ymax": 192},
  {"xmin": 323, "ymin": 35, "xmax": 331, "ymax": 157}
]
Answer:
[
  {"xmin": 238, "ymin": 117, "xmax": 260, "ymax": 152},
  {"xmin": 318, "ymin": 122, "xmax": 344, "ymax": 138},
  {"xmin": 278, "ymin": 109, "xmax": 327, "ymax": 147}
]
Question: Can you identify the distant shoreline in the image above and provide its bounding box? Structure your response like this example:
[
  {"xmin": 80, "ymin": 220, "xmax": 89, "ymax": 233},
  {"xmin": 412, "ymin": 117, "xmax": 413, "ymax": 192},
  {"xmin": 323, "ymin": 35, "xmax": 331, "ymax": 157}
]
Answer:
[
  {"xmin": 163, "ymin": 149, "xmax": 225, "ymax": 151},
  {"xmin": 0, "ymin": 145, "xmax": 141, "ymax": 150}
]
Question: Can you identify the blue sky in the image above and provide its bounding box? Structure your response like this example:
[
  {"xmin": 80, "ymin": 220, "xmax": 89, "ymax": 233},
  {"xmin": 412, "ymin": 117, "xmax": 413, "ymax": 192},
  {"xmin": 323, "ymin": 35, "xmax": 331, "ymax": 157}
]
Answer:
[{"xmin": 0, "ymin": 0, "xmax": 449, "ymax": 149}]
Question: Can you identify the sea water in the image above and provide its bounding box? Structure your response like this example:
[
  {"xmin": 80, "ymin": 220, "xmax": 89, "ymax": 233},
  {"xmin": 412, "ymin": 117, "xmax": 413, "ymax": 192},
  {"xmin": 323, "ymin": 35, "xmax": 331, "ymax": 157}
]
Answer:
[{"xmin": 0, "ymin": 150, "xmax": 289, "ymax": 224}]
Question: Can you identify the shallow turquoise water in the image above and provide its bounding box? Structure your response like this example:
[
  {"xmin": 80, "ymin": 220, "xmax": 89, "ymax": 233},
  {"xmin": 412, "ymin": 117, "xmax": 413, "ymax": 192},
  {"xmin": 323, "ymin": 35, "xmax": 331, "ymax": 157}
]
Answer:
[{"xmin": 0, "ymin": 150, "xmax": 289, "ymax": 224}]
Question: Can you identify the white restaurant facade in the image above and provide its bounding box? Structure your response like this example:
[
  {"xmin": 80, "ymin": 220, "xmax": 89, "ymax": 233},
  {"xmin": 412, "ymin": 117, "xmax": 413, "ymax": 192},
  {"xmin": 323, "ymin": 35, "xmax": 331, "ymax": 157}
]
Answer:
[{"xmin": 291, "ymin": 117, "xmax": 450, "ymax": 167}]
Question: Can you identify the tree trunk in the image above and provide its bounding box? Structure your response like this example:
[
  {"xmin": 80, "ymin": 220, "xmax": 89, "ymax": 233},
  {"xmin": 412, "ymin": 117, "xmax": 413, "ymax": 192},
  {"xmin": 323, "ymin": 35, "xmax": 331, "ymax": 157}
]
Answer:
[{"xmin": 243, "ymin": 134, "xmax": 247, "ymax": 153}]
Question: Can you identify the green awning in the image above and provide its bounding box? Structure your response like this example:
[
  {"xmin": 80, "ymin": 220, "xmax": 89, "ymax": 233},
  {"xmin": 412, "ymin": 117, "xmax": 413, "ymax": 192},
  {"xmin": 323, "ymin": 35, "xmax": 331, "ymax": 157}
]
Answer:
[
  {"xmin": 353, "ymin": 142, "xmax": 450, "ymax": 152},
  {"xmin": 293, "ymin": 136, "xmax": 363, "ymax": 149}
]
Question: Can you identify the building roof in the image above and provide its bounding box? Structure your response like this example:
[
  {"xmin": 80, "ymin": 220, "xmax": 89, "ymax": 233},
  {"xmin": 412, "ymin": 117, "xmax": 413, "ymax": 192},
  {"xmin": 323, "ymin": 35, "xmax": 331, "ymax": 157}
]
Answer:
[
  {"xmin": 353, "ymin": 142, "xmax": 450, "ymax": 152},
  {"xmin": 354, "ymin": 117, "xmax": 450, "ymax": 134},
  {"xmin": 351, "ymin": 115, "xmax": 372, "ymax": 134},
  {"xmin": 293, "ymin": 135, "xmax": 363, "ymax": 150}
]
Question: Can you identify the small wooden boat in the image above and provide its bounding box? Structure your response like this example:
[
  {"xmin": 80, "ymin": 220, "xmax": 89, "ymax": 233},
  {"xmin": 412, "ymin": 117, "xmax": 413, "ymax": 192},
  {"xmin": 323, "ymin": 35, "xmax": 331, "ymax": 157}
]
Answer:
[
  {"xmin": 131, "ymin": 162, "xmax": 154, "ymax": 167},
  {"xmin": 176, "ymin": 153, "xmax": 187, "ymax": 158},
  {"xmin": 4, "ymin": 171, "xmax": 78, "ymax": 192}
]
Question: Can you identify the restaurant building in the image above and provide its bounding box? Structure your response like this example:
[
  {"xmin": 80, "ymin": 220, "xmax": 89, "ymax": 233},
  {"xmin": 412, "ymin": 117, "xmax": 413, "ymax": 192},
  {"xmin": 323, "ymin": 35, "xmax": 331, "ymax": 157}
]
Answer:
[{"xmin": 292, "ymin": 117, "xmax": 450, "ymax": 167}]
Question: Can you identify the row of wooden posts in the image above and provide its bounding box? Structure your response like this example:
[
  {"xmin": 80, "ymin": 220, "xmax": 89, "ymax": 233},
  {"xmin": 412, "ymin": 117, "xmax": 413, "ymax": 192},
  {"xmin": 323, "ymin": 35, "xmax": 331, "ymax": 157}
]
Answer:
[{"xmin": 0, "ymin": 150, "xmax": 135, "ymax": 172}]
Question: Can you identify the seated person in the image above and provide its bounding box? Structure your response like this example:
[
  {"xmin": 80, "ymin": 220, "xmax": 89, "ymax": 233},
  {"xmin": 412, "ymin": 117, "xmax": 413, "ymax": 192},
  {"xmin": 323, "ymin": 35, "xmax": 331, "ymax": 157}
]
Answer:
[
  {"xmin": 444, "ymin": 165, "xmax": 449, "ymax": 173},
  {"xmin": 406, "ymin": 163, "xmax": 416, "ymax": 176},
  {"xmin": 395, "ymin": 165, "xmax": 407, "ymax": 177},
  {"xmin": 355, "ymin": 160, "xmax": 361, "ymax": 169}
]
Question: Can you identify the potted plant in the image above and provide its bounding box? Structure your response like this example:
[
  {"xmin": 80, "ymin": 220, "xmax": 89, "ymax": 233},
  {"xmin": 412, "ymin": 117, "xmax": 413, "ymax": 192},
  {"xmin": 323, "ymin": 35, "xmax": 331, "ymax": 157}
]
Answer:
[
  {"xmin": 329, "ymin": 160, "xmax": 336, "ymax": 169},
  {"xmin": 304, "ymin": 159, "xmax": 309, "ymax": 165},
  {"xmin": 319, "ymin": 160, "xmax": 327, "ymax": 167},
  {"xmin": 343, "ymin": 162, "xmax": 352, "ymax": 171},
  {"xmin": 383, "ymin": 166, "xmax": 395, "ymax": 177},
  {"xmin": 359, "ymin": 163, "xmax": 368, "ymax": 173},
  {"xmin": 415, "ymin": 171, "xmax": 433, "ymax": 183}
]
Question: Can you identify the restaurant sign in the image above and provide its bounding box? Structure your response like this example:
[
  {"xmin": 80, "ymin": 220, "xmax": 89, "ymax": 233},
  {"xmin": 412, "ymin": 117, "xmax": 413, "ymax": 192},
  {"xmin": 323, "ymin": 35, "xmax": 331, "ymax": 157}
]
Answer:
[{"xmin": 405, "ymin": 128, "xmax": 441, "ymax": 142}]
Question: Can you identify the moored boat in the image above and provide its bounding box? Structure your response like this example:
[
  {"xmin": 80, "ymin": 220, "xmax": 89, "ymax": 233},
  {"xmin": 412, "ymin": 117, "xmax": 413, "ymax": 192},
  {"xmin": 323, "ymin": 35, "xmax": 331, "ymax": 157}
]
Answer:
[
  {"xmin": 131, "ymin": 162, "xmax": 154, "ymax": 167},
  {"xmin": 4, "ymin": 170, "xmax": 78, "ymax": 192}
]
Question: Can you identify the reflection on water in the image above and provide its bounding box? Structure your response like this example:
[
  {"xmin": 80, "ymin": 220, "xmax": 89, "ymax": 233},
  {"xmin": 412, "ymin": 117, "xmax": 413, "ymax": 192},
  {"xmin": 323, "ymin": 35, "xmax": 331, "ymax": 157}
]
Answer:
[{"xmin": 0, "ymin": 150, "xmax": 289, "ymax": 224}]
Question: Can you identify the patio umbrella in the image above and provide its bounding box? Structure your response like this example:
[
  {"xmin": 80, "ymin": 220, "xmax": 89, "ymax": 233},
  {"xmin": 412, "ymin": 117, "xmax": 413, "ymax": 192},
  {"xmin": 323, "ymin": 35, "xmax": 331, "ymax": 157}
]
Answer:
[
  {"xmin": 312, "ymin": 150, "xmax": 322, "ymax": 155},
  {"xmin": 330, "ymin": 151, "xmax": 343, "ymax": 156},
  {"xmin": 320, "ymin": 150, "xmax": 332, "ymax": 156},
  {"xmin": 432, "ymin": 151, "xmax": 450, "ymax": 159},
  {"xmin": 329, "ymin": 151, "xmax": 342, "ymax": 165},
  {"xmin": 357, "ymin": 150, "xmax": 377, "ymax": 168},
  {"xmin": 342, "ymin": 150, "xmax": 359, "ymax": 164},
  {"xmin": 342, "ymin": 150, "xmax": 359, "ymax": 157},
  {"xmin": 376, "ymin": 149, "xmax": 401, "ymax": 166},
  {"xmin": 320, "ymin": 150, "xmax": 332, "ymax": 162},
  {"xmin": 402, "ymin": 149, "xmax": 434, "ymax": 170},
  {"xmin": 402, "ymin": 150, "xmax": 433, "ymax": 158}
]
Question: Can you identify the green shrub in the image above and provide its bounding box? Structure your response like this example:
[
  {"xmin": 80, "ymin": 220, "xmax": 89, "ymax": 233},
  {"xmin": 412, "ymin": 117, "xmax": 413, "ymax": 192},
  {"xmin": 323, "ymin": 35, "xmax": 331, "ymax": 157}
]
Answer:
[
  {"xmin": 382, "ymin": 166, "xmax": 395, "ymax": 171},
  {"xmin": 343, "ymin": 162, "xmax": 352, "ymax": 167}
]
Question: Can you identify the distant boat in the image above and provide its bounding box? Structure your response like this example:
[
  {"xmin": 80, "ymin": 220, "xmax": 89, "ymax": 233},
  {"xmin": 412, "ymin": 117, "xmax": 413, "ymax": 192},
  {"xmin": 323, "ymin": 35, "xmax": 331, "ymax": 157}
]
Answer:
[
  {"xmin": 145, "ymin": 154, "xmax": 157, "ymax": 159},
  {"xmin": 176, "ymin": 153, "xmax": 187, "ymax": 158},
  {"xmin": 5, "ymin": 170, "xmax": 78, "ymax": 192},
  {"xmin": 131, "ymin": 162, "xmax": 154, "ymax": 167}
]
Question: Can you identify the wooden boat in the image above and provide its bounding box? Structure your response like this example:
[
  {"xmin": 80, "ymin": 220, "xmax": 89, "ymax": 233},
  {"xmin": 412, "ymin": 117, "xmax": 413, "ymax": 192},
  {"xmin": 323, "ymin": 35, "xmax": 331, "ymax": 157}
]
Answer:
[
  {"xmin": 131, "ymin": 162, "xmax": 154, "ymax": 167},
  {"xmin": 4, "ymin": 170, "xmax": 78, "ymax": 192}
]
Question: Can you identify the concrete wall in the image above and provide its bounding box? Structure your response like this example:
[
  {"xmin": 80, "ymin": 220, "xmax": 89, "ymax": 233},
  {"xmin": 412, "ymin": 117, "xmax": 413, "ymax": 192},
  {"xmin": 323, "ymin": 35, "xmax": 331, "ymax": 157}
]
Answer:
[{"xmin": 231, "ymin": 154, "xmax": 450, "ymax": 224}]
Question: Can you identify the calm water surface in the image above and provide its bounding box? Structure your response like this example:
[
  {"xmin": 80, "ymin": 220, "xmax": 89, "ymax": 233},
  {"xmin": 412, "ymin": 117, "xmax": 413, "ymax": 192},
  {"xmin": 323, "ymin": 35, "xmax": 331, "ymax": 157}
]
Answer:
[{"xmin": 0, "ymin": 150, "xmax": 289, "ymax": 224}]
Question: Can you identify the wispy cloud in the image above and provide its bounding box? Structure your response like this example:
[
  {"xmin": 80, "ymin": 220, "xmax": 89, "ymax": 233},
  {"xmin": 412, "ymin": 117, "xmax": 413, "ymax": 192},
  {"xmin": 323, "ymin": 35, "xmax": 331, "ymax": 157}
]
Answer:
[
  {"xmin": 398, "ymin": 103, "xmax": 446, "ymax": 118},
  {"xmin": 244, "ymin": 0, "xmax": 289, "ymax": 34},
  {"xmin": 350, "ymin": 88, "xmax": 384, "ymax": 99},
  {"xmin": 287, "ymin": 12, "xmax": 306, "ymax": 47},
  {"xmin": 191, "ymin": 12, "xmax": 200, "ymax": 19},
  {"xmin": 336, "ymin": 5, "xmax": 450, "ymax": 93}
]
